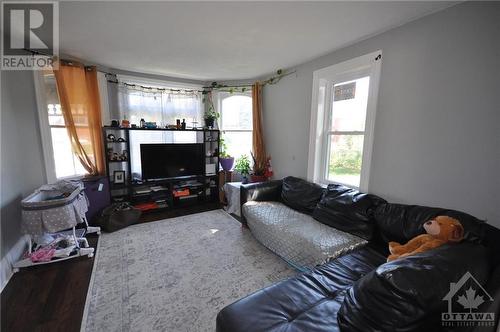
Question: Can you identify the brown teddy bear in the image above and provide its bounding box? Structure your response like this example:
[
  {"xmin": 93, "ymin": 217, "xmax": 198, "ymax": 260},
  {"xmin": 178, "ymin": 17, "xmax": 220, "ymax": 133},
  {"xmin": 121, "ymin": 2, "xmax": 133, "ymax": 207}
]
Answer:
[{"xmin": 387, "ymin": 216, "xmax": 464, "ymax": 261}]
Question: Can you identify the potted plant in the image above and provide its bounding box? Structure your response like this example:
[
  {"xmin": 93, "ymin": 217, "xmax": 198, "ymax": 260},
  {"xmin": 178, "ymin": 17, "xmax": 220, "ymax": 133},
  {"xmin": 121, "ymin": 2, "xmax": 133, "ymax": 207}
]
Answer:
[
  {"xmin": 203, "ymin": 94, "xmax": 219, "ymax": 128},
  {"xmin": 234, "ymin": 154, "xmax": 251, "ymax": 184},
  {"xmin": 250, "ymin": 152, "xmax": 268, "ymax": 183},
  {"xmin": 219, "ymin": 137, "xmax": 234, "ymax": 171}
]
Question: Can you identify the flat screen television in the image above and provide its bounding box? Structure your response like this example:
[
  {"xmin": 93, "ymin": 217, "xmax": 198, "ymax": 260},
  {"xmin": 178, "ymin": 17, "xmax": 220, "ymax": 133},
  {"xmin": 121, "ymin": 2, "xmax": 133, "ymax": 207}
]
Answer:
[{"xmin": 140, "ymin": 143, "xmax": 204, "ymax": 180}]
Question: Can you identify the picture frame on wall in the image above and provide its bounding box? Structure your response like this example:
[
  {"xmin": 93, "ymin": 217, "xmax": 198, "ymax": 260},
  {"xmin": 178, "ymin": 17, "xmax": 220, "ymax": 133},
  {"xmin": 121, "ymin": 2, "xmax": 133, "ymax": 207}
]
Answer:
[{"xmin": 113, "ymin": 170, "xmax": 126, "ymax": 184}]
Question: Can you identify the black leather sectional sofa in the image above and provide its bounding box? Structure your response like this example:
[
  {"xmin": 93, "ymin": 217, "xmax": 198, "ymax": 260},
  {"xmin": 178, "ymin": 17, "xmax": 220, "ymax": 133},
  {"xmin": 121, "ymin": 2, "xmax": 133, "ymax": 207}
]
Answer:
[{"xmin": 216, "ymin": 177, "xmax": 500, "ymax": 332}]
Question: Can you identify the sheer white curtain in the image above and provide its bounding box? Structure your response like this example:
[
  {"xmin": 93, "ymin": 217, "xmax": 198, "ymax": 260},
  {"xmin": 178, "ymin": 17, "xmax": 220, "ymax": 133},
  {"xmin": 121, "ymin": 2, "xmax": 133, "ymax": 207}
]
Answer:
[
  {"xmin": 115, "ymin": 82, "xmax": 203, "ymax": 178},
  {"xmin": 117, "ymin": 85, "xmax": 203, "ymax": 127}
]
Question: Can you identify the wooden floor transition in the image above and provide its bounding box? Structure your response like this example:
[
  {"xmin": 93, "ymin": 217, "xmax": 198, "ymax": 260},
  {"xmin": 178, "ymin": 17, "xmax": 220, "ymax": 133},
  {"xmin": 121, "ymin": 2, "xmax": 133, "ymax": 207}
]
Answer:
[{"xmin": 1, "ymin": 202, "xmax": 220, "ymax": 332}]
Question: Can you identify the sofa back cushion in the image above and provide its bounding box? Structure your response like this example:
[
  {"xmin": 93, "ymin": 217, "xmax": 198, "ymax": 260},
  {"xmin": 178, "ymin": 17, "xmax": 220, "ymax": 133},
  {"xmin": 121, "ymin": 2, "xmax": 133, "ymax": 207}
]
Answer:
[
  {"xmin": 373, "ymin": 203, "xmax": 486, "ymax": 244},
  {"xmin": 338, "ymin": 243, "xmax": 490, "ymax": 331},
  {"xmin": 280, "ymin": 176, "xmax": 324, "ymax": 213},
  {"xmin": 312, "ymin": 184, "xmax": 386, "ymax": 240}
]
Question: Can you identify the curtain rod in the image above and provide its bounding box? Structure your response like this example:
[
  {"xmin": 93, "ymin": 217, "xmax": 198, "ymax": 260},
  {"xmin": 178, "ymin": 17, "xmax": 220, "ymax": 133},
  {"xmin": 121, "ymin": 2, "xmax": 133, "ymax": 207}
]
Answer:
[
  {"xmin": 23, "ymin": 48, "xmax": 296, "ymax": 92},
  {"xmin": 23, "ymin": 48, "xmax": 115, "ymax": 75},
  {"xmin": 106, "ymin": 78, "xmax": 206, "ymax": 94}
]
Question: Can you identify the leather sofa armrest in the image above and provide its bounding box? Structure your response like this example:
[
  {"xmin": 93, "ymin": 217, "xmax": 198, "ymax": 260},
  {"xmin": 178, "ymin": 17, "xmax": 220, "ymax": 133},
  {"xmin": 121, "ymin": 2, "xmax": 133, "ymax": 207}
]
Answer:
[{"xmin": 240, "ymin": 180, "xmax": 282, "ymax": 222}]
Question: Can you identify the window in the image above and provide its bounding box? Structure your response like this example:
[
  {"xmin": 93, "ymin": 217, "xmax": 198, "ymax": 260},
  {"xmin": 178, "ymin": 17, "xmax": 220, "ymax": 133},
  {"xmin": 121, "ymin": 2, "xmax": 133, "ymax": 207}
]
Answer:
[
  {"xmin": 217, "ymin": 92, "xmax": 253, "ymax": 159},
  {"xmin": 308, "ymin": 51, "xmax": 382, "ymax": 190},
  {"xmin": 115, "ymin": 78, "xmax": 203, "ymax": 128},
  {"xmin": 34, "ymin": 71, "xmax": 87, "ymax": 182},
  {"xmin": 114, "ymin": 76, "xmax": 204, "ymax": 177}
]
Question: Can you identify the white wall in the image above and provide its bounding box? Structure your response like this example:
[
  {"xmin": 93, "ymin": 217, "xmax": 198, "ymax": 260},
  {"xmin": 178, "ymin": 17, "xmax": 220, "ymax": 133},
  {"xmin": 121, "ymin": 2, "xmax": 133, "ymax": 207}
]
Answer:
[
  {"xmin": 1, "ymin": 70, "xmax": 47, "ymax": 289},
  {"xmin": 263, "ymin": 2, "xmax": 500, "ymax": 226}
]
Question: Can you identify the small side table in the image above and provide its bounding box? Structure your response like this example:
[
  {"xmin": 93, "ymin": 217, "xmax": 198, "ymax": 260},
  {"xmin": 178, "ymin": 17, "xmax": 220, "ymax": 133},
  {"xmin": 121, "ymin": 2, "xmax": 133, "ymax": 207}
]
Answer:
[
  {"xmin": 223, "ymin": 182, "xmax": 242, "ymax": 217},
  {"xmin": 219, "ymin": 170, "xmax": 233, "ymax": 203}
]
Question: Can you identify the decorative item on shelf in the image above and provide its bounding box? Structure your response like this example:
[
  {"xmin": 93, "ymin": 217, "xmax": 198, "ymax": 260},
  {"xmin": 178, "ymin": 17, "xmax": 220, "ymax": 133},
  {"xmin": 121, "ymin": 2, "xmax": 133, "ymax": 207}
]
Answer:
[
  {"xmin": 250, "ymin": 152, "xmax": 269, "ymax": 183},
  {"xmin": 113, "ymin": 170, "xmax": 126, "ymax": 184},
  {"xmin": 108, "ymin": 148, "xmax": 128, "ymax": 161},
  {"xmin": 173, "ymin": 188, "xmax": 190, "ymax": 198},
  {"xmin": 107, "ymin": 134, "xmax": 116, "ymax": 142},
  {"xmin": 140, "ymin": 118, "xmax": 146, "ymax": 128},
  {"xmin": 206, "ymin": 163, "xmax": 216, "ymax": 175},
  {"xmin": 219, "ymin": 137, "xmax": 234, "ymax": 171},
  {"xmin": 131, "ymin": 124, "xmax": 137, "ymax": 128},
  {"xmin": 110, "ymin": 119, "xmax": 120, "ymax": 127},
  {"xmin": 181, "ymin": 119, "xmax": 186, "ymax": 130},
  {"xmin": 191, "ymin": 120, "xmax": 198, "ymax": 130},
  {"xmin": 121, "ymin": 119, "xmax": 130, "ymax": 128},
  {"xmin": 176, "ymin": 119, "xmax": 181, "ymax": 129},
  {"xmin": 234, "ymin": 154, "xmax": 251, "ymax": 184},
  {"xmin": 166, "ymin": 124, "xmax": 177, "ymax": 129},
  {"xmin": 264, "ymin": 156, "xmax": 274, "ymax": 179},
  {"xmin": 107, "ymin": 148, "xmax": 115, "ymax": 160},
  {"xmin": 144, "ymin": 122, "xmax": 157, "ymax": 129},
  {"xmin": 120, "ymin": 150, "xmax": 128, "ymax": 161}
]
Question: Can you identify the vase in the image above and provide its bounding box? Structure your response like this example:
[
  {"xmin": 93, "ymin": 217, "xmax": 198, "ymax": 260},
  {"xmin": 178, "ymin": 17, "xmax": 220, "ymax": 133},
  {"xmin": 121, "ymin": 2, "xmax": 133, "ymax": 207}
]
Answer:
[
  {"xmin": 241, "ymin": 176, "xmax": 249, "ymax": 184},
  {"xmin": 250, "ymin": 175, "xmax": 268, "ymax": 183},
  {"xmin": 219, "ymin": 157, "xmax": 234, "ymax": 171},
  {"xmin": 205, "ymin": 118, "xmax": 215, "ymax": 128}
]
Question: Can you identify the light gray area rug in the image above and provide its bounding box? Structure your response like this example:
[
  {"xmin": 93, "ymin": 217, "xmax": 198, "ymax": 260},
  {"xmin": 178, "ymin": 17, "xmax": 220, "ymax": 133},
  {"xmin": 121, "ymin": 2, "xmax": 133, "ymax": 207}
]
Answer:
[{"xmin": 81, "ymin": 209, "xmax": 296, "ymax": 332}]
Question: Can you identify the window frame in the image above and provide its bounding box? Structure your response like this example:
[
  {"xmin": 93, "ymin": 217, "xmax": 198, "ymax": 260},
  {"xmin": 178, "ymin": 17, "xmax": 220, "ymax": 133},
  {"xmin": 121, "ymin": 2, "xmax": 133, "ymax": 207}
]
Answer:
[
  {"xmin": 33, "ymin": 71, "xmax": 88, "ymax": 182},
  {"xmin": 216, "ymin": 91, "xmax": 253, "ymax": 157},
  {"xmin": 308, "ymin": 51, "xmax": 382, "ymax": 191}
]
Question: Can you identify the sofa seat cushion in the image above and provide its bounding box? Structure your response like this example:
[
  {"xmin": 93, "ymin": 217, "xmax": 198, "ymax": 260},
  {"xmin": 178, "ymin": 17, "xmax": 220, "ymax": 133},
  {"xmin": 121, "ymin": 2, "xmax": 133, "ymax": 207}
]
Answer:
[
  {"xmin": 338, "ymin": 242, "xmax": 491, "ymax": 331},
  {"xmin": 243, "ymin": 201, "xmax": 367, "ymax": 269},
  {"xmin": 216, "ymin": 247, "xmax": 386, "ymax": 332}
]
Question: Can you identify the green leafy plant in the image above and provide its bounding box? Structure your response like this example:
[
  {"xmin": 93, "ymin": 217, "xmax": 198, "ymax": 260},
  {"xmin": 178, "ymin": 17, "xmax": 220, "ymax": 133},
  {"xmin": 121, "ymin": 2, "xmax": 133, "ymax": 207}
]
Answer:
[
  {"xmin": 234, "ymin": 154, "xmax": 251, "ymax": 176},
  {"xmin": 202, "ymin": 94, "xmax": 219, "ymax": 120},
  {"xmin": 219, "ymin": 137, "xmax": 231, "ymax": 158}
]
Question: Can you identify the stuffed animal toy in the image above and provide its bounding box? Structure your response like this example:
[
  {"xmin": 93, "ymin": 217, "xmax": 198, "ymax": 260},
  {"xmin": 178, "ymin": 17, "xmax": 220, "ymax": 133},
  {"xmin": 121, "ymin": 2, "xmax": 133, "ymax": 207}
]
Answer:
[{"xmin": 387, "ymin": 216, "xmax": 464, "ymax": 261}]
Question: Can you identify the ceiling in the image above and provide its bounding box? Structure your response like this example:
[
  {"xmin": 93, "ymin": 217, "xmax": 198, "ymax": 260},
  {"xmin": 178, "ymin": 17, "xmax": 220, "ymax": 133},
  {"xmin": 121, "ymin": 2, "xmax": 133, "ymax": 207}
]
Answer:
[{"xmin": 60, "ymin": 1, "xmax": 454, "ymax": 81}]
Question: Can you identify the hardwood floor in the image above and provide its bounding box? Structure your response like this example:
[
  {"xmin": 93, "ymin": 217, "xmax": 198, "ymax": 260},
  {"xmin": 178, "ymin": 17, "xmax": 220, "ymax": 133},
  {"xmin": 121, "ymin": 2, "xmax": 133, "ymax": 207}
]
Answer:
[
  {"xmin": 1, "ymin": 203, "xmax": 220, "ymax": 332},
  {"xmin": 1, "ymin": 236, "xmax": 98, "ymax": 332}
]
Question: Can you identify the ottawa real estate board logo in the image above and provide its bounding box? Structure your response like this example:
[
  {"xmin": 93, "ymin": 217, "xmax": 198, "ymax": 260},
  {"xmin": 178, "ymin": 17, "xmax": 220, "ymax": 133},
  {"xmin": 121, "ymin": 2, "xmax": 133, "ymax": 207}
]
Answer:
[
  {"xmin": 1, "ymin": 1, "xmax": 59, "ymax": 70},
  {"xmin": 442, "ymin": 271, "xmax": 495, "ymax": 328}
]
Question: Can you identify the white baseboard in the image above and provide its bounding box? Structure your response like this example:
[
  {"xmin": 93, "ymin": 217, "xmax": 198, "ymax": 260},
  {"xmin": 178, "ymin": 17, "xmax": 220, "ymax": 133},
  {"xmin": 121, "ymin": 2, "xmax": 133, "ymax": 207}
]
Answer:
[{"xmin": 0, "ymin": 235, "xmax": 29, "ymax": 292}]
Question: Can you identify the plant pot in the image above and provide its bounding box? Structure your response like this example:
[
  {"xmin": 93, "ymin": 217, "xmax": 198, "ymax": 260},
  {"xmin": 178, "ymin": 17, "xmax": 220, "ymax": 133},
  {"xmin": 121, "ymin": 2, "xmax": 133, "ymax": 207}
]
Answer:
[
  {"xmin": 205, "ymin": 118, "xmax": 215, "ymax": 128},
  {"xmin": 219, "ymin": 157, "xmax": 234, "ymax": 171},
  {"xmin": 250, "ymin": 175, "xmax": 268, "ymax": 183},
  {"xmin": 241, "ymin": 175, "xmax": 249, "ymax": 184}
]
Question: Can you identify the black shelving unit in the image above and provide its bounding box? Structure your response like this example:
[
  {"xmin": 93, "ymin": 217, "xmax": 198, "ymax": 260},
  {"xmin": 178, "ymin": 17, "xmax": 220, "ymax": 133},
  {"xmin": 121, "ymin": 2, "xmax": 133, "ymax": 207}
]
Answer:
[{"xmin": 102, "ymin": 126, "xmax": 220, "ymax": 213}]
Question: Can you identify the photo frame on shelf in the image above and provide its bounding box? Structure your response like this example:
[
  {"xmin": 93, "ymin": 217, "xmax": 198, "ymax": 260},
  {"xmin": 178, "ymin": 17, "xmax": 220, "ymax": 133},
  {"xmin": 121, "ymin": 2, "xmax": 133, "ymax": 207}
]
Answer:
[{"xmin": 113, "ymin": 170, "xmax": 126, "ymax": 184}]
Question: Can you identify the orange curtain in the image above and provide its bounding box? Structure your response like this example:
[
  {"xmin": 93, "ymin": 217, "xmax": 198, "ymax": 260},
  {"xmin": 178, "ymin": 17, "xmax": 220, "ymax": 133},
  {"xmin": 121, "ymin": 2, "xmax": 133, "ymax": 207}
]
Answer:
[
  {"xmin": 252, "ymin": 82, "xmax": 267, "ymax": 174},
  {"xmin": 53, "ymin": 61, "xmax": 105, "ymax": 175}
]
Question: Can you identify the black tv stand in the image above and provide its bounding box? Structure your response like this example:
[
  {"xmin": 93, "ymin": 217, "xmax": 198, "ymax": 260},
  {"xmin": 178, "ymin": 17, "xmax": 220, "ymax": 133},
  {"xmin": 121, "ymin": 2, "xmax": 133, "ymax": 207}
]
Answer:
[{"xmin": 103, "ymin": 126, "xmax": 220, "ymax": 214}]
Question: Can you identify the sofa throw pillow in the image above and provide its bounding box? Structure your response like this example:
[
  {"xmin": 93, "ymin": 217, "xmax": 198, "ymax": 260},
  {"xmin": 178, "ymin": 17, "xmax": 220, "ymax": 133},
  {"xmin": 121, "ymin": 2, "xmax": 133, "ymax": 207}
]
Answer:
[
  {"xmin": 373, "ymin": 203, "xmax": 486, "ymax": 244},
  {"xmin": 337, "ymin": 243, "xmax": 490, "ymax": 331},
  {"xmin": 280, "ymin": 176, "xmax": 324, "ymax": 213},
  {"xmin": 312, "ymin": 184, "xmax": 386, "ymax": 240}
]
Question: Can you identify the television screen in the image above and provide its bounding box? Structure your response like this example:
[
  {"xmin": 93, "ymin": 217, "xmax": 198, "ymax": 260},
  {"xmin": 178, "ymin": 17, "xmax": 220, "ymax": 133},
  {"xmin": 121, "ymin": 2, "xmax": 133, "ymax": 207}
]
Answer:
[{"xmin": 140, "ymin": 143, "xmax": 204, "ymax": 180}]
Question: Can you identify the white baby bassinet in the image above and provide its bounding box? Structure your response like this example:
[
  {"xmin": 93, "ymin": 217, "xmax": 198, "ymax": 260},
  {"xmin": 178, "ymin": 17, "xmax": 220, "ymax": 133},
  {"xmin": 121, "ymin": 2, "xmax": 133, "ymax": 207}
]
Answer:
[{"xmin": 13, "ymin": 180, "xmax": 100, "ymax": 271}]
